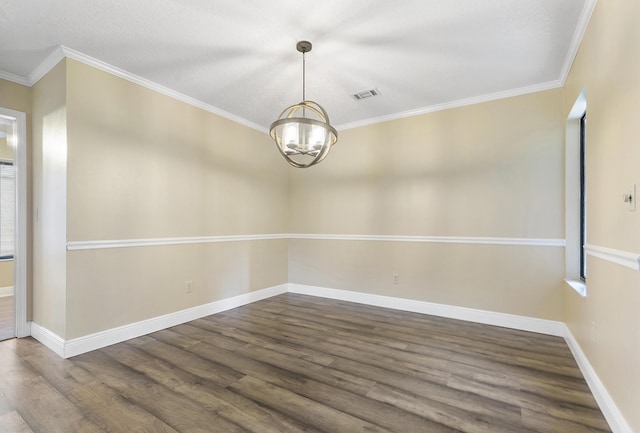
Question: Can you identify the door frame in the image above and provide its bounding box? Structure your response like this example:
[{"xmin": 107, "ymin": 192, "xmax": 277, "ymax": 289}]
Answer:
[{"xmin": 0, "ymin": 107, "xmax": 28, "ymax": 338}]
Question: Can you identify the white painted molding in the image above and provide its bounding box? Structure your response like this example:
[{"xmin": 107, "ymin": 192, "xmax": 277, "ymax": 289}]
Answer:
[
  {"xmin": 563, "ymin": 325, "xmax": 632, "ymax": 433},
  {"xmin": 288, "ymin": 284, "xmax": 565, "ymax": 337},
  {"xmin": 559, "ymin": 0, "xmax": 598, "ymax": 85},
  {"xmin": 336, "ymin": 80, "xmax": 563, "ymax": 131},
  {"xmin": 66, "ymin": 234, "xmax": 288, "ymax": 251},
  {"xmin": 27, "ymin": 46, "xmax": 66, "ymax": 85},
  {"xmin": 30, "ymin": 322, "xmax": 65, "ymax": 358},
  {"xmin": 3, "ymin": 41, "xmax": 579, "ymax": 134},
  {"xmin": 585, "ymin": 244, "xmax": 640, "ymax": 271},
  {"xmin": 564, "ymin": 279, "xmax": 587, "ymax": 298},
  {"xmin": 28, "ymin": 279, "xmax": 628, "ymax": 432},
  {"xmin": 0, "ymin": 107, "xmax": 29, "ymax": 338},
  {"xmin": 34, "ymin": 284, "xmax": 288, "ymax": 358},
  {"xmin": 67, "ymin": 233, "xmax": 566, "ymax": 251},
  {"xmin": 289, "ymin": 234, "xmax": 566, "ymax": 247},
  {"xmin": 0, "ymin": 286, "xmax": 14, "ymax": 297},
  {"xmin": 0, "ymin": 70, "xmax": 30, "ymax": 86},
  {"xmin": 60, "ymin": 46, "xmax": 267, "ymax": 133}
]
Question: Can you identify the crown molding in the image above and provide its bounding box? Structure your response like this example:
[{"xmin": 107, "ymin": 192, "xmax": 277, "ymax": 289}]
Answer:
[
  {"xmin": 60, "ymin": 46, "xmax": 267, "ymax": 133},
  {"xmin": 559, "ymin": 0, "xmax": 599, "ymax": 85},
  {"xmin": 0, "ymin": 45, "xmax": 267, "ymax": 133},
  {"xmin": 27, "ymin": 46, "xmax": 66, "ymax": 85},
  {"xmin": 335, "ymin": 80, "xmax": 563, "ymax": 131},
  {"xmin": 0, "ymin": 69, "xmax": 30, "ymax": 86},
  {"xmin": 3, "ymin": 0, "xmax": 597, "ymax": 135}
]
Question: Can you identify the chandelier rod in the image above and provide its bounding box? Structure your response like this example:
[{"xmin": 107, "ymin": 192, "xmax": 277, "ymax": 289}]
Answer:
[{"xmin": 302, "ymin": 50, "xmax": 306, "ymax": 101}]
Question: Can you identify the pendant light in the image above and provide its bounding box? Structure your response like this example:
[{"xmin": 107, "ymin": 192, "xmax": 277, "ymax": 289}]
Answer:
[{"xmin": 269, "ymin": 41, "xmax": 338, "ymax": 168}]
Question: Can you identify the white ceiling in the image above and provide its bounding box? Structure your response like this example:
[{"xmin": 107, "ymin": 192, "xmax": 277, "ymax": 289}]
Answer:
[{"xmin": 0, "ymin": 0, "xmax": 592, "ymax": 131}]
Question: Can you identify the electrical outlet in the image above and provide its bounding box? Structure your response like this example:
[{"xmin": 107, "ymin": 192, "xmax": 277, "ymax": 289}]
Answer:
[
  {"xmin": 624, "ymin": 184, "xmax": 637, "ymax": 211},
  {"xmin": 185, "ymin": 281, "xmax": 193, "ymax": 294},
  {"xmin": 393, "ymin": 274, "xmax": 400, "ymax": 285},
  {"xmin": 590, "ymin": 321, "xmax": 597, "ymax": 342}
]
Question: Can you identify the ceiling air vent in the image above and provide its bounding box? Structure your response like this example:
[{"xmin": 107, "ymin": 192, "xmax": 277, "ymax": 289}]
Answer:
[{"xmin": 352, "ymin": 88, "xmax": 381, "ymax": 101}]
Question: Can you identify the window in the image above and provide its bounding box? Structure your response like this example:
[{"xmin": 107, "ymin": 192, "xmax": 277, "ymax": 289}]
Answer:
[
  {"xmin": 579, "ymin": 114, "xmax": 587, "ymax": 281},
  {"xmin": 0, "ymin": 161, "xmax": 15, "ymax": 260},
  {"xmin": 565, "ymin": 90, "xmax": 586, "ymax": 296}
]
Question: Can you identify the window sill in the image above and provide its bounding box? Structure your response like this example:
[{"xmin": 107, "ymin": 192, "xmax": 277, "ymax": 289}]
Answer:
[{"xmin": 564, "ymin": 279, "xmax": 587, "ymax": 297}]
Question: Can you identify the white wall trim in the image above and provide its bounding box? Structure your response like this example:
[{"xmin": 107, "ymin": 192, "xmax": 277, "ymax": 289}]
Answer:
[
  {"xmin": 564, "ymin": 279, "xmax": 587, "ymax": 298},
  {"xmin": 67, "ymin": 234, "xmax": 566, "ymax": 251},
  {"xmin": 30, "ymin": 322, "xmax": 65, "ymax": 358},
  {"xmin": 288, "ymin": 284, "xmax": 565, "ymax": 337},
  {"xmin": 3, "ymin": 45, "xmax": 572, "ymax": 134},
  {"xmin": 60, "ymin": 46, "xmax": 268, "ymax": 133},
  {"xmin": 21, "ymin": 45, "xmax": 267, "ymax": 133},
  {"xmin": 336, "ymin": 80, "xmax": 563, "ymax": 131},
  {"xmin": 67, "ymin": 234, "xmax": 289, "ymax": 251},
  {"xmin": 28, "ymin": 280, "xmax": 627, "ymax": 432},
  {"xmin": 563, "ymin": 325, "xmax": 632, "ymax": 433},
  {"xmin": 30, "ymin": 284, "xmax": 288, "ymax": 358},
  {"xmin": 289, "ymin": 234, "xmax": 565, "ymax": 247},
  {"xmin": 27, "ymin": 46, "xmax": 66, "ymax": 85},
  {"xmin": 0, "ymin": 286, "xmax": 14, "ymax": 297},
  {"xmin": 0, "ymin": 70, "xmax": 30, "ymax": 86},
  {"xmin": 0, "ymin": 107, "xmax": 29, "ymax": 338},
  {"xmin": 559, "ymin": 0, "xmax": 599, "ymax": 85},
  {"xmin": 585, "ymin": 244, "xmax": 640, "ymax": 271}
]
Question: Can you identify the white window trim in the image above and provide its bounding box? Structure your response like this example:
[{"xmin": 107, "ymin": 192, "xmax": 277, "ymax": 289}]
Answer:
[{"xmin": 565, "ymin": 89, "xmax": 587, "ymax": 297}]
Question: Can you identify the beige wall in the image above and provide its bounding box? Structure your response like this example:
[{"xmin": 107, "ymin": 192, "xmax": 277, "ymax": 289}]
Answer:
[
  {"xmin": 289, "ymin": 89, "xmax": 566, "ymax": 320},
  {"xmin": 563, "ymin": 0, "xmax": 640, "ymax": 429},
  {"xmin": 15, "ymin": 3, "xmax": 638, "ymax": 426},
  {"xmin": 62, "ymin": 59, "xmax": 288, "ymax": 338},
  {"xmin": 32, "ymin": 60, "xmax": 68, "ymax": 337},
  {"xmin": 0, "ymin": 78, "xmax": 31, "ymax": 319},
  {"xmin": 0, "ymin": 260, "xmax": 13, "ymax": 288},
  {"xmin": 13, "ymin": 4, "xmax": 640, "ymax": 425},
  {"xmin": 0, "ymin": 78, "xmax": 31, "ymax": 114}
]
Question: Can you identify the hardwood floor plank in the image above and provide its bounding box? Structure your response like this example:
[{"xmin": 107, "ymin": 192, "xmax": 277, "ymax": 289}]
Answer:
[
  {"xmin": 229, "ymin": 375, "xmax": 395, "ymax": 433},
  {"xmin": 0, "ymin": 344, "xmax": 105, "ymax": 433},
  {"xmin": 229, "ymin": 345, "xmax": 458, "ymax": 433},
  {"xmin": 105, "ymin": 344, "xmax": 319, "ymax": 433},
  {"xmin": 367, "ymin": 383, "xmax": 537, "ymax": 433},
  {"xmin": 15, "ymin": 341, "xmax": 180, "ymax": 433},
  {"xmin": 522, "ymin": 408, "xmax": 611, "ymax": 433},
  {"xmin": 0, "ymin": 296, "xmax": 14, "ymax": 342},
  {"xmin": 75, "ymin": 350, "xmax": 250, "ymax": 433},
  {"xmin": 0, "ymin": 411, "xmax": 33, "ymax": 433},
  {"xmin": 0, "ymin": 293, "xmax": 611, "ymax": 433}
]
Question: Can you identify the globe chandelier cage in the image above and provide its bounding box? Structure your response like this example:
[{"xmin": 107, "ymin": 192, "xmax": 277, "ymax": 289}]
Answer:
[{"xmin": 269, "ymin": 41, "xmax": 338, "ymax": 168}]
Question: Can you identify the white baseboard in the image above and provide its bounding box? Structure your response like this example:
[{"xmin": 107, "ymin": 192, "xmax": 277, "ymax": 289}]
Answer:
[
  {"xmin": 0, "ymin": 286, "xmax": 14, "ymax": 297},
  {"xmin": 288, "ymin": 284, "xmax": 565, "ymax": 336},
  {"xmin": 563, "ymin": 325, "xmax": 632, "ymax": 433},
  {"xmin": 26, "ymin": 281, "xmax": 629, "ymax": 433},
  {"xmin": 30, "ymin": 284, "xmax": 288, "ymax": 358},
  {"xmin": 30, "ymin": 322, "xmax": 65, "ymax": 357}
]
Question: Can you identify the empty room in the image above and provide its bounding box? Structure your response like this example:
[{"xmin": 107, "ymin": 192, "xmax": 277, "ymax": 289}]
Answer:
[{"xmin": 0, "ymin": 0, "xmax": 638, "ymax": 432}]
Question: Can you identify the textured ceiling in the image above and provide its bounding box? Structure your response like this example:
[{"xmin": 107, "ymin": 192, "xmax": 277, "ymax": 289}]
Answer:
[{"xmin": 0, "ymin": 0, "xmax": 592, "ymax": 130}]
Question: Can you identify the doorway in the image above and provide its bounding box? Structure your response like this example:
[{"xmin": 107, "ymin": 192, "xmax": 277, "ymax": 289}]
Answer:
[{"xmin": 0, "ymin": 108, "xmax": 27, "ymax": 340}]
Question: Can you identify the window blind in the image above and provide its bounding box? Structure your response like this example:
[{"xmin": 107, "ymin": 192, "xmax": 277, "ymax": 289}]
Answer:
[{"xmin": 0, "ymin": 161, "xmax": 15, "ymax": 259}]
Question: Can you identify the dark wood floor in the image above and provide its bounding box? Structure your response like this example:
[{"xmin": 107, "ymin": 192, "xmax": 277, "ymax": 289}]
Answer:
[
  {"xmin": 0, "ymin": 295, "xmax": 14, "ymax": 341},
  {"xmin": 0, "ymin": 293, "xmax": 610, "ymax": 433}
]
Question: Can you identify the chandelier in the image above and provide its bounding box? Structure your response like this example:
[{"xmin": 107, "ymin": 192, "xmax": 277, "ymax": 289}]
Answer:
[{"xmin": 269, "ymin": 41, "xmax": 338, "ymax": 168}]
